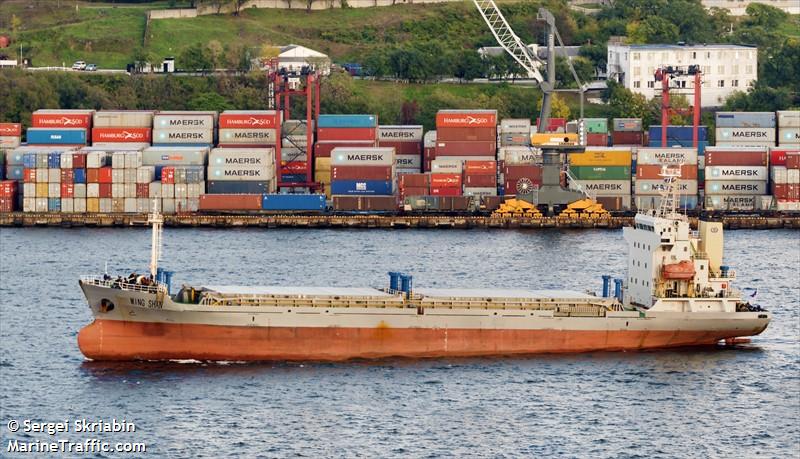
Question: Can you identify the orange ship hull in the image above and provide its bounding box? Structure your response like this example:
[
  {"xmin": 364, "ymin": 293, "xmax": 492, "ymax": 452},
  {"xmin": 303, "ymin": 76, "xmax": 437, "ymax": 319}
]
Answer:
[{"xmin": 78, "ymin": 319, "xmax": 750, "ymax": 361}]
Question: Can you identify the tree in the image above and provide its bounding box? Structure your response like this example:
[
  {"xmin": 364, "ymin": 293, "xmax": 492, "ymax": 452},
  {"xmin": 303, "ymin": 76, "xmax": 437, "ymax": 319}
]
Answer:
[
  {"xmin": 188, "ymin": 92, "xmax": 232, "ymax": 111},
  {"xmin": 744, "ymin": 3, "xmax": 788, "ymax": 29},
  {"xmin": 206, "ymin": 40, "xmax": 224, "ymax": 70},
  {"xmin": 231, "ymin": 0, "xmax": 247, "ymax": 15},
  {"xmin": 179, "ymin": 44, "xmax": 212, "ymax": 72},
  {"xmin": 723, "ymin": 84, "xmax": 795, "ymax": 112},
  {"xmin": 579, "ymin": 43, "xmax": 607, "ymax": 75},
  {"xmin": 537, "ymin": 93, "xmax": 570, "ymax": 120},
  {"xmin": 604, "ymin": 80, "xmax": 656, "ymax": 124},
  {"xmin": 626, "ymin": 16, "xmax": 679, "ymax": 44},
  {"xmin": 453, "ymin": 49, "xmax": 484, "ymax": 82},
  {"xmin": 10, "ymin": 14, "xmax": 22, "ymax": 39}
]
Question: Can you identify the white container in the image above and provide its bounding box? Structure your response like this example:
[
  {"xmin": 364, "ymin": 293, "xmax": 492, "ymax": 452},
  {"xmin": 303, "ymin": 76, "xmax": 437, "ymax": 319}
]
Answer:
[
  {"xmin": 705, "ymin": 195, "xmax": 762, "ymax": 211},
  {"xmin": 124, "ymin": 151, "xmax": 142, "ymax": 169},
  {"xmin": 787, "ymin": 168, "xmax": 800, "ymax": 184},
  {"xmin": 174, "ymin": 184, "xmax": 188, "ymax": 199},
  {"xmin": 48, "ymin": 183, "xmax": 60, "ymax": 198},
  {"xmin": 74, "ymin": 198, "xmax": 87, "ymax": 213},
  {"xmin": 112, "ymin": 169, "xmax": 125, "ymax": 183},
  {"xmin": 209, "ymin": 148, "xmax": 275, "ymax": 168},
  {"xmin": 136, "ymin": 198, "xmax": 150, "ymax": 213},
  {"xmin": 112, "ymin": 151, "xmax": 127, "ymax": 169},
  {"xmin": 395, "ymin": 154, "xmax": 422, "ymax": 170},
  {"xmin": 124, "ymin": 183, "xmax": 137, "ymax": 198},
  {"xmin": 93, "ymin": 111, "xmax": 154, "ymax": 128},
  {"xmin": 35, "ymin": 198, "xmax": 48, "ymax": 212},
  {"xmin": 124, "ymin": 169, "xmax": 136, "ymax": 183},
  {"xmin": 777, "ymin": 111, "xmax": 800, "ymax": 128},
  {"xmin": 60, "ymin": 154, "xmax": 73, "ymax": 169},
  {"xmin": 36, "ymin": 169, "xmax": 48, "ymax": 183},
  {"xmin": 186, "ymin": 198, "xmax": 200, "ymax": 212},
  {"xmin": 423, "ymin": 131, "xmax": 437, "ymax": 148},
  {"xmin": 575, "ymin": 180, "xmax": 632, "ymax": 197},
  {"xmin": 433, "ymin": 156, "xmax": 495, "ymax": 163},
  {"xmin": 705, "ymin": 180, "xmax": 767, "ymax": 195},
  {"xmin": 61, "ymin": 198, "xmax": 74, "ymax": 213},
  {"xmin": 378, "ymin": 125, "xmax": 424, "ymax": 142},
  {"xmin": 706, "ymin": 166, "xmax": 767, "ymax": 181},
  {"xmin": 0, "ymin": 136, "xmax": 21, "ymax": 149},
  {"xmin": 23, "ymin": 183, "xmax": 35, "ymax": 197},
  {"xmin": 99, "ymin": 198, "xmax": 112, "ymax": 213},
  {"xmin": 187, "ymin": 183, "xmax": 203, "ymax": 198},
  {"xmin": 161, "ymin": 183, "xmax": 175, "ymax": 198},
  {"xmin": 635, "ymin": 179, "xmax": 698, "ymax": 196},
  {"xmin": 87, "ymin": 183, "xmax": 100, "ymax": 198},
  {"xmin": 153, "ymin": 112, "xmax": 216, "ymax": 129},
  {"xmin": 715, "ymin": 141, "xmax": 776, "ymax": 148},
  {"xmin": 48, "ymin": 168, "xmax": 61, "ymax": 183},
  {"xmin": 331, "ymin": 147, "xmax": 395, "ymax": 166},
  {"xmin": 498, "ymin": 147, "xmax": 542, "ymax": 165},
  {"xmin": 152, "ymin": 128, "xmax": 214, "ymax": 145},
  {"xmin": 162, "ymin": 198, "xmax": 176, "ymax": 214},
  {"xmin": 218, "ymin": 128, "xmax": 277, "ymax": 145},
  {"xmin": 23, "ymin": 197, "xmax": 35, "ymax": 212},
  {"xmin": 136, "ymin": 166, "xmax": 156, "ymax": 183},
  {"xmin": 778, "ymin": 128, "xmax": 800, "ymax": 146},
  {"xmin": 716, "ymin": 127, "xmax": 776, "ymax": 144},
  {"xmin": 206, "ymin": 166, "xmax": 274, "ymax": 181},
  {"xmin": 142, "ymin": 147, "xmax": 208, "ymax": 166},
  {"xmin": 500, "ymin": 119, "xmax": 531, "ymax": 134},
  {"xmin": 74, "ymin": 184, "xmax": 87, "ymax": 198},
  {"xmin": 463, "ymin": 187, "xmax": 497, "ymax": 197},
  {"xmin": 430, "ymin": 159, "xmax": 464, "ymax": 174},
  {"xmin": 124, "ymin": 198, "xmax": 137, "ymax": 213},
  {"xmin": 112, "ymin": 183, "xmax": 125, "ymax": 198},
  {"xmin": 149, "ymin": 182, "xmax": 162, "ymax": 198},
  {"xmin": 636, "ymin": 147, "xmax": 698, "ymax": 165}
]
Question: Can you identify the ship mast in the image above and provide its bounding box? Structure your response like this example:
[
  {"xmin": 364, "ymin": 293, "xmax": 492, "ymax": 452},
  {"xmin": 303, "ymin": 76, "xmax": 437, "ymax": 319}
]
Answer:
[
  {"xmin": 656, "ymin": 163, "xmax": 685, "ymax": 220},
  {"xmin": 148, "ymin": 198, "xmax": 163, "ymax": 279}
]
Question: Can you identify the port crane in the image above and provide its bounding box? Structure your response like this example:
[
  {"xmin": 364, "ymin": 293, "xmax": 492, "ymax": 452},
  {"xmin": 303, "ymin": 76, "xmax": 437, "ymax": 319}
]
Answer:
[{"xmin": 473, "ymin": 0, "xmax": 592, "ymax": 215}]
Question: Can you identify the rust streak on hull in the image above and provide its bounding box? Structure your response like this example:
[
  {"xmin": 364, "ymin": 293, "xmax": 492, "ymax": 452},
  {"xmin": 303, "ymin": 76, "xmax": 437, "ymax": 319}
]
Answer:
[{"xmin": 78, "ymin": 319, "xmax": 758, "ymax": 362}]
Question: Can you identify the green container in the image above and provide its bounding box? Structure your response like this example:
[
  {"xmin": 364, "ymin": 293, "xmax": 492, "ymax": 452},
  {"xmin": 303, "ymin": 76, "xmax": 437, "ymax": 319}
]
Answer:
[
  {"xmin": 570, "ymin": 166, "xmax": 630, "ymax": 180},
  {"xmin": 583, "ymin": 118, "xmax": 608, "ymax": 134}
]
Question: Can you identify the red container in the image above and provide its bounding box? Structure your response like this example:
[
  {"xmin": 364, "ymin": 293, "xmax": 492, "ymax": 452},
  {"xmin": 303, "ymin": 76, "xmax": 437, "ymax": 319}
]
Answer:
[
  {"xmin": 32, "ymin": 113, "xmax": 92, "ymax": 128},
  {"xmin": 377, "ymin": 141, "xmax": 422, "ymax": 155},
  {"xmin": 98, "ymin": 167, "xmax": 113, "ymax": 184},
  {"xmin": 399, "ymin": 186, "xmax": 429, "ymax": 196},
  {"xmin": 72, "ymin": 153, "xmax": 87, "ymax": 169},
  {"xmin": 0, "ymin": 123, "xmax": 22, "ymax": 136},
  {"xmin": 430, "ymin": 173, "xmax": 462, "ymax": 188},
  {"xmin": 281, "ymin": 161, "xmax": 308, "ymax": 174},
  {"xmin": 199, "ymin": 194, "xmax": 263, "ymax": 211},
  {"xmin": 465, "ymin": 160, "xmax": 497, "ymax": 176},
  {"xmin": 611, "ymin": 131, "xmax": 644, "ymax": 146},
  {"xmin": 60, "ymin": 169, "xmax": 74, "ymax": 183},
  {"xmin": 787, "ymin": 152, "xmax": 800, "ymax": 169},
  {"xmin": 219, "ymin": 112, "xmax": 278, "ymax": 129},
  {"xmin": 0, "ymin": 197, "xmax": 14, "ymax": 212},
  {"xmin": 331, "ymin": 165, "xmax": 393, "ymax": 181},
  {"xmin": 332, "ymin": 196, "xmax": 398, "ymax": 211},
  {"xmin": 317, "ymin": 127, "xmax": 377, "ymax": 142},
  {"xmin": 161, "ymin": 167, "xmax": 175, "ymax": 184},
  {"xmin": 99, "ymin": 183, "xmax": 112, "ymax": 198},
  {"xmin": 430, "ymin": 187, "xmax": 462, "ymax": 196},
  {"xmin": 23, "ymin": 168, "xmax": 36, "ymax": 183},
  {"xmin": 789, "ymin": 184, "xmax": 800, "ymax": 200},
  {"xmin": 586, "ymin": 133, "xmax": 608, "ymax": 147},
  {"xmin": 769, "ymin": 149, "xmax": 800, "ymax": 167},
  {"xmin": 505, "ymin": 177, "xmax": 542, "ymax": 193},
  {"xmin": 0, "ymin": 180, "xmax": 17, "ymax": 197},
  {"xmin": 314, "ymin": 141, "xmax": 376, "ymax": 157},
  {"xmin": 464, "ymin": 175, "xmax": 497, "ymax": 187},
  {"xmin": 504, "ymin": 165, "xmax": 543, "ymax": 181},
  {"xmin": 536, "ymin": 118, "xmax": 567, "ymax": 132},
  {"xmin": 400, "ymin": 174, "xmax": 430, "ymax": 188},
  {"xmin": 92, "ymin": 127, "xmax": 152, "ymax": 143},
  {"xmin": 436, "ymin": 127, "xmax": 496, "ymax": 142},
  {"xmin": 136, "ymin": 183, "xmax": 149, "ymax": 198},
  {"xmin": 705, "ymin": 150, "xmax": 768, "ymax": 166},
  {"xmin": 435, "ymin": 140, "xmax": 496, "ymax": 156},
  {"xmin": 60, "ymin": 183, "xmax": 74, "ymax": 198},
  {"xmin": 436, "ymin": 112, "xmax": 496, "ymax": 128},
  {"xmin": 637, "ymin": 164, "xmax": 697, "ymax": 180},
  {"xmin": 772, "ymin": 184, "xmax": 787, "ymax": 199},
  {"xmin": 86, "ymin": 168, "xmax": 100, "ymax": 183}
]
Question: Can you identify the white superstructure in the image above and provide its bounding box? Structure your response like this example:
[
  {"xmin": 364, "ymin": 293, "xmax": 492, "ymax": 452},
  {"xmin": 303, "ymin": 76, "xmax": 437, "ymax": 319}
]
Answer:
[{"xmin": 606, "ymin": 42, "xmax": 757, "ymax": 107}]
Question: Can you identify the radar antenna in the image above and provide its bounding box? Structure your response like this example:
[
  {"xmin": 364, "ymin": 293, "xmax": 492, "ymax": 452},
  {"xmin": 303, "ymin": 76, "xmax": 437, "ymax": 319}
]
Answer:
[{"xmin": 148, "ymin": 198, "xmax": 163, "ymax": 278}]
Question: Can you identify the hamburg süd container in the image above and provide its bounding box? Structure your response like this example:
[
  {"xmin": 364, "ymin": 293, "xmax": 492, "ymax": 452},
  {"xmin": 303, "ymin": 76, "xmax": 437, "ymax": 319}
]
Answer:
[
  {"xmin": 0, "ymin": 123, "xmax": 22, "ymax": 136},
  {"xmin": 32, "ymin": 111, "xmax": 93, "ymax": 128},
  {"xmin": 435, "ymin": 110, "xmax": 497, "ymax": 128},
  {"xmin": 219, "ymin": 111, "xmax": 279, "ymax": 129},
  {"xmin": 92, "ymin": 128, "xmax": 151, "ymax": 144}
]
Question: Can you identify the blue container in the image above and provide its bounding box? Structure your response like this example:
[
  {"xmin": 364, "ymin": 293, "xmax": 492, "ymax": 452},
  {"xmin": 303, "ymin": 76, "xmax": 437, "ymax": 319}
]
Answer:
[
  {"xmin": 648, "ymin": 139, "xmax": 708, "ymax": 154},
  {"xmin": 73, "ymin": 168, "xmax": 87, "ymax": 183},
  {"xmin": 26, "ymin": 128, "xmax": 87, "ymax": 145},
  {"xmin": 23, "ymin": 153, "xmax": 37, "ymax": 169},
  {"xmin": 206, "ymin": 180, "xmax": 270, "ymax": 194},
  {"xmin": 48, "ymin": 152, "xmax": 61, "ymax": 168},
  {"xmin": 317, "ymin": 114, "xmax": 377, "ymax": 129},
  {"xmin": 48, "ymin": 198, "xmax": 61, "ymax": 212},
  {"xmin": 280, "ymin": 174, "xmax": 308, "ymax": 183},
  {"xmin": 648, "ymin": 125, "xmax": 708, "ymax": 141},
  {"xmin": 715, "ymin": 112, "xmax": 776, "ymax": 128},
  {"xmin": 330, "ymin": 180, "xmax": 393, "ymax": 195},
  {"xmin": 261, "ymin": 194, "xmax": 326, "ymax": 211},
  {"xmin": 6, "ymin": 150, "xmax": 25, "ymax": 166},
  {"xmin": 6, "ymin": 166, "xmax": 23, "ymax": 180}
]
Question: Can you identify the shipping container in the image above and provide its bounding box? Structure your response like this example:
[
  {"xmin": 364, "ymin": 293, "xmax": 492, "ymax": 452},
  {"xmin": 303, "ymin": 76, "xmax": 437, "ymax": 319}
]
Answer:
[
  {"xmin": 32, "ymin": 112, "xmax": 93, "ymax": 128},
  {"xmin": 582, "ymin": 118, "xmax": 608, "ymax": 134},
  {"xmin": 635, "ymin": 196, "xmax": 699, "ymax": 211},
  {"xmin": 206, "ymin": 181, "xmax": 271, "ymax": 194},
  {"xmin": 430, "ymin": 174, "xmax": 462, "ymax": 188},
  {"xmin": 779, "ymin": 128, "xmax": 800, "ymax": 145},
  {"xmin": 464, "ymin": 160, "xmax": 497, "ymax": 176},
  {"xmin": 331, "ymin": 165, "xmax": 393, "ymax": 181},
  {"xmin": 436, "ymin": 110, "xmax": 497, "ymax": 128},
  {"xmin": 647, "ymin": 125, "xmax": 708, "ymax": 141},
  {"xmin": 635, "ymin": 164, "xmax": 697, "ymax": 180},
  {"xmin": 611, "ymin": 131, "xmax": 643, "ymax": 146},
  {"xmin": 209, "ymin": 148, "xmax": 274, "ymax": 168},
  {"xmin": 574, "ymin": 180, "xmax": 632, "ymax": 197},
  {"xmin": 330, "ymin": 180, "xmax": 393, "ymax": 195},
  {"xmin": 152, "ymin": 128, "xmax": 214, "ymax": 145},
  {"xmin": 0, "ymin": 136, "xmax": 21, "ymax": 149},
  {"xmin": 423, "ymin": 131, "xmax": 437, "ymax": 148},
  {"xmin": 317, "ymin": 127, "xmax": 377, "ymax": 142},
  {"xmin": 93, "ymin": 110, "xmax": 154, "ymax": 128},
  {"xmin": 317, "ymin": 114, "xmax": 377, "ymax": 129},
  {"xmin": 399, "ymin": 174, "xmax": 430, "ymax": 188},
  {"xmin": 262, "ymin": 194, "xmax": 326, "ymax": 211},
  {"xmin": 706, "ymin": 166, "xmax": 767, "ymax": 181},
  {"xmin": 153, "ymin": 112, "xmax": 216, "ymax": 129},
  {"xmin": 314, "ymin": 141, "xmax": 376, "ymax": 157},
  {"xmin": 704, "ymin": 195, "xmax": 769, "ymax": 211},
  {"xmin": 777, "ymin": 111, "xmax": 800, "ymax": 128},
  {"xmin": 499, "ymin": 147, "xmax": 542, "ymax": 165},
  {"xmin": 715, "ymin": 112, "xmax": 776, "ymax": 128},
  {"xmin": 332, "ymin": 196, "xmax": 397, "ymax": 211},
  {"xmin": 704, "ymin": 147, "xmax": 768, "ymax": 166},
  {"xmin": 330, "ymin": 147, "xmax": 394, "ymax": 166},
  {"xmin": 198, "ymin": 194, "xmax": 263, "ymax": 211},
  {"xmin": 569, "ymin": 149, "xmax": 633, "ymax": 166},
  {"xmin": 218, "ymin": 129, "xmax": 277, "ymax": 145},
  {"xmin": 716, "ymin": 127, "xmax": 775, "ymax": 144},
  {"xmin": 92, "ymin": 127, "xmax": 151, "ymax": 144},
  {"xmin": 499, "ymin": 133, "xmax": 530, "ymax": 147},
  {"xmin": 378, "ymin": 125, "xmax": 423, "ymax": 142},
  {"xmin": 430, "ymin": 159, "xmax": 464, "ymax": 174},
  {"xmin": 27, "ymin": 128, "xmax": 88, "ymax": 145},
  {"xmin": 394, "ymin": 154, "xmax": 422, "ymax": 170},
  {"xmin": 436, "ymin": 127, "xmax": 497, "ymax": 142},
  {"xmin": 535, "ymin": 118, "xmax": 567, "ymax": 132},
  {"xmin": 499, "ymin": 119, "xmax": 531, "ymax": 133},
  {"xmin": 612, "ymin": 118, "xmax": 642, "ymax": 132},
  {"xmin": 142, "ymin": 147, "xmax": 208, "ymax": 166},
  {"xmin": 430, "ymin": 187, "xmax": 462, "ymax": 196},
  {"xmin": 586, "ymin": 133, "xmax": 608, "ymax": 147},
  {"xmin": 571, "ymin": 166, "xmax": 631, "ymax": 180},
  {"xmin": 596, "ymin": 195, "xmax": 632, "ymax": 211},
  {"xmin": 463, "ymin": 187, "xmax": 497, "ymax": 197},
  {"xmin": 218, "ymin": 111, "xmax": 278, "ymax": 129},
  {"xmin": 435, "ymin": 140, "xmax": 496, "ymax": 156},
  {"xmin": 635, "ymin": 179, "xmax": 699, "ymax": 196},
  {"xmin": 636, "ymin": 147, "xmax": 698, "ymax": 165},
  {"xmin": 705, "ymin": 180, "xmax": 767, "ymax": 195},
  {"xmin": 0, "ymin": 123, "xmax": 22, "ymax": 136},
  {"xmin": 464, "ymin": 175, "xmax": 496, "ymax": 187}
]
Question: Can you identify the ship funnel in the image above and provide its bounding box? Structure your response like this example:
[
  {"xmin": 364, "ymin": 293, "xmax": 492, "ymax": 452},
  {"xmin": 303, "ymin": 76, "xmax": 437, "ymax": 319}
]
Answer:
[{"xmin": 601, "ymin": 275, "xmax": 612, "ymax": 298}]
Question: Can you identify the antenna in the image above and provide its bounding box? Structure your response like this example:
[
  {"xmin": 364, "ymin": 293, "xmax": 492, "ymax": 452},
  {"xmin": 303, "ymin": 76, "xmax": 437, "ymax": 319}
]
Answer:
[
  {"xmin": 656, "ymin": 163, "xmax": 685, "ymax": 220},
  {"xmin": 148, "ymin": 198, "xmax": 163, "ymax": 279}
]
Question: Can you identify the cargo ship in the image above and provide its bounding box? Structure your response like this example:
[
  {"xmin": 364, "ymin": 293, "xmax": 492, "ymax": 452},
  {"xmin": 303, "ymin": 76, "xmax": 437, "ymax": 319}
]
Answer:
[{"xmin": 77, "ymin": 166, "xmax": 771, "ymax": 361}]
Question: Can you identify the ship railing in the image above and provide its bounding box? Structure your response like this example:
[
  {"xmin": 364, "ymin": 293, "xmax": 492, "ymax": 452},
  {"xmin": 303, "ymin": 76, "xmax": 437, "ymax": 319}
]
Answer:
[
  {"xmin": 198, "ymin": 294, "xmax": 408, "ymax": 309},
  {"xmin": 691, "ymin": 252, "xmax": 708, "ymax": 260},
  {"xmin": 80, "ymin": 275, "xmax": 166, "ymax": 294}
]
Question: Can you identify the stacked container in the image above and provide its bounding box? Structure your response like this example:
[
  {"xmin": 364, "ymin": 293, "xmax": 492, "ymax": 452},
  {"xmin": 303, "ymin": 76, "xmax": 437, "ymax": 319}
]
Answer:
[
  {"xmin": 570, "ymin": 148, "xmax": 632, "ymax": 211},
  {"xmin": 398, "ymin": 173, "xmax": 430, "ymax": 202},
  {"xmin": 92, "ymin": 111, "xmax": 154, "ymax": 147},
  {"xmin": 634, "ymin": 147, "xmax": 698, "ymax": 210},
  {"xmin": 463, "ymin": 160, "xmax": 497, "ymax": 197},
  {"xmin": 499, "ymin": 119, "xmax": 531, "ymax": 147},
  {"xmin": 704, "ymin": 147, "xmax": 769, "ymax": 210},
  {"xmin": 218, "ymin": 110, "xmax": 278, "ymax": 149},
  {"xmin": 142, "ymin": 146, "xmax": 208, "ymax": 214},
  {"xmin": 715, "ymin": 112, "xmax": 776, "ymax": 148},
  {"xmin": 777, "ymin": 111, "xmax": 800, "ymax": 147},
  {"xmin": 315, "ymin": 115, "xmax": 378, "ymax": 195},
  {"xmin": 535, "ymin": 118, "xmax": 566, "ymax": 133},
  {"xmin": 582, "ymin": 118, "xmax": 609, "ymax": 147},
  {"xmin": 378, "ymin": 125, "xmax": 423, "ymax": 176},
  {"xmin": 152, "ymin": 111, "xmax": 217, "ymax": 147},
  {"xmin": 423, "ymin": 131, "xmax": 436, "ymax": 172},
  {"xmin": 21, "ymin": 148, "xmax": 80, "ymax": 212},
  {"xmin": 429, "ymin": 159, "xmax": 463, "ymax": 197},
  {"xmin": 207, "ymin": 148, "xmax": 275, "ymax": 195},
  {"xmin": 434, "ymin": 110, "xmax": 497, "ymax": 163},
  {"xmin": 647, "ymin": 125, "xmax": 709, "ymax": 154},
  {"xmin": 330, "ymin": 147, "xmax": 395, "ymax": 199},
  {"xmin": 0, "ymin": 180, "xmax": 17, "ymax": 212},
  {"xmin": 27, "ymin": 109, "xmax": 93, "ymax": 147},
  {"xmin": 611, "ymin": 118, "xmax": 643, "ymax": 146},
  {"xmin": 769, "ymin": 148, "xmax": 799, "ymax": 211},
  {"xmin": 0, "ymin": 123, "xmax": 22, "ymax": 150},
  {"xmin": 498, "ymin": 146, "xmax": 541, "ymax": 197}
]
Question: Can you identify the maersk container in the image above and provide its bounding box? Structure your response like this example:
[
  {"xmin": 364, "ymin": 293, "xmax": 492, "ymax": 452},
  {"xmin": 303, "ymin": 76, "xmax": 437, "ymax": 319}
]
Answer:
[
  {"xmin": 262, "ymin": 194, "xmax": 326, "ymax": 211},
  {"xmin": 637, "ymin": 147, "xmax": 698, "ymax": 165},
  {"xmin": 573, "ymin": 180, "xmax": 631, "ymax": 197},
  {"xmin": 153, "ymin": 112, "xmax": 216, "ymax": 129},
  {"xmin": 716, "ymin": 127, "xmax": 775, "ymax": 143},
  {"xmin": 330, "ymin": 180, "xmax": 393, "ymax": 195},
  {"xmin": 499, "ymin": 147, "xmax": 542, "ymax": 165},
  {"xmin": 779, "ymin": 128, "xmax": 800, "ymax": 145},
  {"xmin": 647, "ymin": 126, "xmax": 708, "ymax": 141},
  {"xmin": 27, "ymin": 128, "xmax": 87, "ymax": 145},
  {"xmin": 207, "ymin": 166, "xmax": 273, "ymax": 181},
  {"xmin": 317, "ymin": 114, "xmax": 377, "ymax": 129},
  {"xmin": 218, "ymin": 128, "xmax": 277, "ymax": 145},
  {"xmin": 5, "ymin": 166, "xmax": 23, "ymax": 181},
  {"xmin": 705, "ymin": 180, "xmax": 767, "ymax": 195},
  {"xmin": 6, "ymin": 148, "xmax": 27, "ymax": 166},
  {"xmin": 705, "ymin": 195, "xmax": 766, "ymax": 211},
  {"xmin": 706, "ymin": 166, "xmax": 767, "ymax": 181},
  {"xmin": 635, "ymin": 179, "xmax": 699, "ymax": 196},
  {"xmin": 715, "ymin": 112, "xmax": 776, "ymax": 128},
  {"xmin": 152, "ymin": 128, "xmax": 215, "ymax": 145},
  {"xmin": 331, "ymin": 147, "xmax": 394, "ymax": 166},
  {"xmin": 378, "ymin": 125, "xmax": 423, "ymax": 142},
  {"xmin": 635, "ymin": 196, "xmax": 698, "ymax": 211},
  {"xmin": 206, "ymin": 180, "xmax": 271, "ymax": 194},
  {"xmin": 209, "ymin": 148, "xmax": 274, "ymax": 168}
]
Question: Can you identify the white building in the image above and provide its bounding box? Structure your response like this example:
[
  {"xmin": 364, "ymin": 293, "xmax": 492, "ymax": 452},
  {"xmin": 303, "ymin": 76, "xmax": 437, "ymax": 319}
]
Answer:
[
  {"xmin": 278, "ymin": 44, "xmax": 330, "ymax": 75},
  {"xmin": 606, "ymin": 42, "xmax": 758, "ymax": 107},
  {"xmin": 701, "ymin": 0, "xmax": 799, "ymax": 15}
]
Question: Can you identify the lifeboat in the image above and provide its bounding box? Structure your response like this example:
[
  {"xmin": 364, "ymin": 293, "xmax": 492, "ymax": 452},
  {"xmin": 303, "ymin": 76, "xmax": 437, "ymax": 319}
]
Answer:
[{"xmin": 661, "ymin": 260, "xmax": 696, "ymax": 280}]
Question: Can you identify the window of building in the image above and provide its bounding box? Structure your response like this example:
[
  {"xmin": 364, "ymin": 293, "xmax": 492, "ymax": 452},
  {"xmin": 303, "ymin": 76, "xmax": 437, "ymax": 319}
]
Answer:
[
  {"xmin": 732, "ymin": 80, "xmax": 739, "ymax": 87},
  {"xmin": 634, "ymin": 81, "xmax": 641, "ymax": 88},
  {"xmin": 633, "ymin": 67, "xmax": 641, "ymax": 76},
  {"xmin": 718, "ymin": 80, "xmax": 725, "ymax": 88},
  {"xmin": 703, "ymin": 66, "xmax": 711, "ymax": 75},
  {"xmin": 732, "ymin": 65, "xmax": 739, "ymax": 74},
  {"xmin": 692, "ymin": 52, "xmax": 697, "ymax": 59},
  {"xmin": 746, "ymin": 65, "xmax": 754, "ymax": 74},
  {"xmin": 717, "ymin": 65, "xmax": 725, "ymax": 74},
  {"xmin": 647, "ymin": 81, "xmax": 655, "ymax": 89},
  {"xmin": 633, "ymin": 52, "xmax": 640, "ymax": 61},
  {"xmin": 647, "ymin": 52, "xmax": 655, "ymax": 60},
  {"xmin": 706, "ymin": 52, "xmax": 711, "ymax": 59}
]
